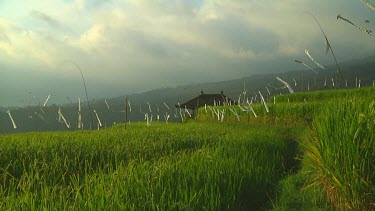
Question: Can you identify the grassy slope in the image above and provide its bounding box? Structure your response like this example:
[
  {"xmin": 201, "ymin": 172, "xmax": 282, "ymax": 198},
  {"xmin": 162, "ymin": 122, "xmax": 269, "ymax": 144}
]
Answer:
[
  {"xmin": 0, "ymin": 122, "xmax": 302, "ymax": 210},
  {"xmin": 197, "ymin": 87, "xmax": 375, "ymax": 210},
  {"xmin": 1, "ymin": 87, "xmax": 373, "ymax": 210},
  {"xmin": 274, "ymin": 88, "xmax": 375, "ymax": 210}
]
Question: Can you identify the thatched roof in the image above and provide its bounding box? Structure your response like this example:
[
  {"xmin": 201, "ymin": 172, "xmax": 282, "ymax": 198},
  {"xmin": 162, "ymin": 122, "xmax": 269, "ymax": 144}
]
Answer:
[{"xmin": 176, "ymin": 91, "xmax": 235, "ymax": 110}]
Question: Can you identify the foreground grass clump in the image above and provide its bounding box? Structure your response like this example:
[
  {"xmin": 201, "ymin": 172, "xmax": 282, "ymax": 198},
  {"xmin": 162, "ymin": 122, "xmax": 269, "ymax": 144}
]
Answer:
[
  {"xmin": 0, "ymin": 122, "xmax": 300, "ymax": 210},
  {"xmin": 303, "ymin": 100, "xmax": 375, "ymax": 210}
]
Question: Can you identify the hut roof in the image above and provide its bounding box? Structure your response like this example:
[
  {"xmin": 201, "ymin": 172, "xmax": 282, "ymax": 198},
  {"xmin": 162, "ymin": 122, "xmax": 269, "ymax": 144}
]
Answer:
[{"xmin": 176, "ymin": 91, "xmax": 235, "ymax": 110}]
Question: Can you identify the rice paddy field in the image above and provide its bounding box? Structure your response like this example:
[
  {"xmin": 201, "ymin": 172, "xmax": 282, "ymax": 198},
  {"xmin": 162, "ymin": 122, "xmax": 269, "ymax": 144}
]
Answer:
[
  {"xmin": 0, "ymin": 122, "xmax": 303, "ymax": 210},
  {"xmin": 199, "ymin": 87, "xmax": 375, "ymax": 210},
  {"xmin": 0, "ymin": 87, "xmax": 374, "ymax": 210}
]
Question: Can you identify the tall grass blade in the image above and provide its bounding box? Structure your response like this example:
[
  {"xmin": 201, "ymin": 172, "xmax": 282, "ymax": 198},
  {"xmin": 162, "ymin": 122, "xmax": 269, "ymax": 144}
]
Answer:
[{"xmin": 306, "ymin": 12, "xmax": 341, "ymax": 77}]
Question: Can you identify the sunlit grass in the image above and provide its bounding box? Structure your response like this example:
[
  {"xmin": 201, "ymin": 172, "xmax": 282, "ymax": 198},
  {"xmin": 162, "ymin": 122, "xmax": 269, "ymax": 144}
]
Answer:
[
  {"xmin": 0, "ymin": 122, "xmax": 300, "ymax": 210},
  {"xmin": 199, "ymin": 87, "xmax": 375, "ymax": 209},
  {"xmin": 303, "ymin": 100, "xmax": 375, "ymax": 210}
]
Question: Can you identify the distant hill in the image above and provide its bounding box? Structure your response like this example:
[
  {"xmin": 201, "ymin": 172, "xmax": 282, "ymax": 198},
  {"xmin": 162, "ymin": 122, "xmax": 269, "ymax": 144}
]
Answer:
[
  {"xmin": 109, "ymin": 55, "xmax": 375, "ymax": 106},
  {"xmin": 1, "ymin": 56, "xmax": 374, "ymax": 134}
]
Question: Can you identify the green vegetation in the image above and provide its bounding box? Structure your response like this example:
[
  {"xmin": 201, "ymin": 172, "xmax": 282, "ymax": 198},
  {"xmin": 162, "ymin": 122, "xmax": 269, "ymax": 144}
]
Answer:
[
  {"xmin": 199, "ymin": 87, "xmax": 375, "ymax": 125},
  {"xmin": 0, "ymin": 122, "xmax": 301, "ymax": 210},
  {"xmin": 198, "ymin": 102, "xmax": 321, "ymax": 126},
  {"xmin": 272, "ymin": 171, "xmax": 331, "ymax": 210},
  {"xmin": 303, "ymin": 100, "xmax": 375, "ymax": 210},
  {"xmin": 198, "ymin": 87, "xmax": 375, "ymax": 210},
  {"xmin": 275, "ymin": 87, "xmax": 375, "ymax": 103},
  {"xmin": 0, "ymin": 87, "xmax": 373, "ymax": 210},
  {"xmin": 274, "ymin": 93, "xmax": 374, "ymax": 210}
]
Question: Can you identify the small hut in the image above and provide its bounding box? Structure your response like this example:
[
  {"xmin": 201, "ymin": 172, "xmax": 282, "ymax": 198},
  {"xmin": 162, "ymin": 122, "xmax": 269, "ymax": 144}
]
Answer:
[{"xmin": 175, "ymin": 91, "xmax": 236, "ymax": 118}]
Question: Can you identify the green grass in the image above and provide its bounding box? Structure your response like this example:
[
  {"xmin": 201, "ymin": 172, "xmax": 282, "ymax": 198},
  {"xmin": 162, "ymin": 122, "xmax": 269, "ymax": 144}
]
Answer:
[
  {"xmin": 303, "ymin": 100, "xmax": 375, "ymax": 210},
  {"xmin": 272, "ymin": 171, "xmax": 332, "ymax": 211},
  {"xmin": 198, "ymin": 87, "xmax": 375, "ymax": 210},
  {"xmin": 198, "ymin": 87, "xmax": 374, "ymax": 126},
  {"xmin": 0, "ymin": 122, "xmax": 302, "ymax": 210},
  {"xmin": 198, "ymin": 102, "xmax": 322, "ymax": 126},
  {"xmin": 274, "ymin": 87, "xmax": 375, "ymax": 103},
  {"xmin": 1, "ymin": 87, "xmax": 373, "ymax": 210}
]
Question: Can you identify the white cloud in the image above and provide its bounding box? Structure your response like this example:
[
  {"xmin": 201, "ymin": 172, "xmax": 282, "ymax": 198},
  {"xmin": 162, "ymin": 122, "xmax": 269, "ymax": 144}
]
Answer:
[{"xmin": 1, "ymin": 0, "xmax": 374, "ymax": 106}]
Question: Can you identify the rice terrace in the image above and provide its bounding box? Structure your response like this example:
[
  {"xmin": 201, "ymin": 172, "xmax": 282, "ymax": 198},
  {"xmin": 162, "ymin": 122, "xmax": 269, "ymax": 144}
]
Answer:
[{"xmin": 0, "ymin": 1, "xmax": 374, "ymax": 210}]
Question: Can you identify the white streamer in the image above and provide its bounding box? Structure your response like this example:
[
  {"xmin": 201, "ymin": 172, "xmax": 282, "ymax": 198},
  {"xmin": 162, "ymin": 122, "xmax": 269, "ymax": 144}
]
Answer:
[
  {"xmin": 93, "ymin": 110, "xmax": 102, "ymax": 127},
  {"xmin": 276, "ymin": 77, "xmax": 295, "ymax": 94},
  {"xmin": 58, "ymin": 108, "xmax": 70, "ymax": 128},
  {"xmin": 43, "ymin": 94, "xmax": 51, "ymax": 107},
  {"xmin": 6, "ymin": 110, "xmax": 17, "ymax": 129},
  {"xmin": 259, "ymin": 91, "xmax": 269, "ymax": 113},
  {"xmin": 164, "ymin": 102, "xmax": 170, "ymax": 110},
  {"xmin": 305, "ymin": 49, "xmax": 325, "ymax": 69}
]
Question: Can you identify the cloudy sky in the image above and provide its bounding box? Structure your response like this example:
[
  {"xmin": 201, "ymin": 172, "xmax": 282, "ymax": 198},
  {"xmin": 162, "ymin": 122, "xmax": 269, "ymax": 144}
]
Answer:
[{"xmin": 0, "ymin": 0, "xmax": 374, "ymax": 106}]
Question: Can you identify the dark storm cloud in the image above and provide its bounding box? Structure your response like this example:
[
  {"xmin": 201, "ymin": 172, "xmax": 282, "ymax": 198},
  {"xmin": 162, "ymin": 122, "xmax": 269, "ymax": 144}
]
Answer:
[{"xmin": 203, "ymin": 16, "xmax": 279, "ymax": 54}]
